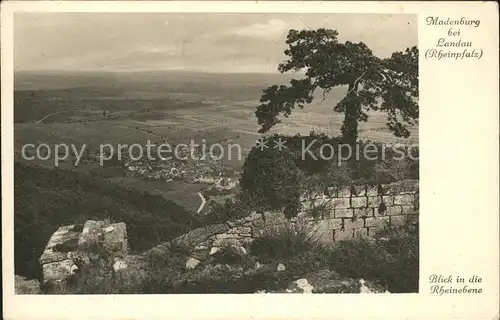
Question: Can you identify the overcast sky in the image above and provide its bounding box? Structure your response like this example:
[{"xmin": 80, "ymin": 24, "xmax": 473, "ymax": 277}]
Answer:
[{"xmin": 14, "ymin": 13, "xmax": 417, "ymax": 73}]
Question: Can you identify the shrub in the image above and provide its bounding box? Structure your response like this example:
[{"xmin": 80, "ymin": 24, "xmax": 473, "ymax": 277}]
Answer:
[
  {"xmin": 250, "ymin": 224, "xmax": 329, "ymax": 273},
  {"xmin": 247, "ymin": 132, "xmax": 419, "ymax": 185},
  {"xmin": 328, "ymin": 221, "xmax": 419, "ymax": 293},
  {"xmin": 374, "ymin": 222, "xmax": 419, "ymax": 292},
  {"xmin": 240, "ymin": 145, "xmax": 302, "ymax": 215},
  {"xmin": 203, "ymin": 196, "xmax": 251, "ymax": 224}
]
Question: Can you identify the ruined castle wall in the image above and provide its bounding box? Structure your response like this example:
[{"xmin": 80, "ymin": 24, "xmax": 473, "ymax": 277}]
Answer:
[{"xmin": 156, "ymin": 179, "xmax": 419, "ymax": 262}]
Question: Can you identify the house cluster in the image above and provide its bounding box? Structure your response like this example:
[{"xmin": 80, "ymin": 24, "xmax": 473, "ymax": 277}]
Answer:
[{"xmin": 120, "ymin": 144, "xmax": 239, "ymax": 189}]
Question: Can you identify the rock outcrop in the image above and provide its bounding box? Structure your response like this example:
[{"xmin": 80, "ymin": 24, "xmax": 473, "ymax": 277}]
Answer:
[{"xmin": 38, "ymin": 220, "xmax": 130, "ymax": 293}]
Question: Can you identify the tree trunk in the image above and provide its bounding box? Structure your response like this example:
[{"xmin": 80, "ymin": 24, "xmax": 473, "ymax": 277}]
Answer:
[{"xmin": 341, "ymin": 82, "xmax": 360, "ymax": 147}]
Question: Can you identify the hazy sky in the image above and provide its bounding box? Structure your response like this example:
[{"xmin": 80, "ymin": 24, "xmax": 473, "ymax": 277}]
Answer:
[{"xmin": 15, "ymin": 13, "xmax": 417, "ymax": 73}]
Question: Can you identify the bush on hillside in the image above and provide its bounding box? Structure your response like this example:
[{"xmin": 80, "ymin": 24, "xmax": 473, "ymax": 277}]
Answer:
[
  {"xmin": 240, "ymin": 145, "xmax": 302, "ymax": 217},
  {"xmin": 204, "ymin": 197, "xmax": 251, "ymax": 224}
]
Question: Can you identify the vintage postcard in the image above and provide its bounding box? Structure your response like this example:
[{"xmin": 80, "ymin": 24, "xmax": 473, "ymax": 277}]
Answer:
[{"xmin": 1, "ymin": 1, "xmax": 498, "ymax": 319}]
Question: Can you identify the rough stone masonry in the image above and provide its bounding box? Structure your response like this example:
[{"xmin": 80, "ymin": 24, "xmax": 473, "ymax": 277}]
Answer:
[
  {"xmin": 148, "ymin": 179, "xmax": 419, "ymax": 266},
  {"xmin": 38, "ymin": 220, "xmax": 128, "ymax": 293}
]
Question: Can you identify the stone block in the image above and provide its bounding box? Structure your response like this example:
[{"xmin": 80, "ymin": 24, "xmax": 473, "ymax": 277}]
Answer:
[
  {"xmin": 334, "ymin": 208, "xmax": 354, "ymax": 218},
  {"xmin": 185, "ymin": 257, "xmax": 200, "ymax": 270},
  {"xmin": 78, "ymin": 233, "xmax": 101, "ymax": 249},
  {"xmin": 351, "ymin": 185, "xmax": 366, "ymax": 196},
  {"xmin": 354, "ymin": 207, "xmax": 374, "ymax": 218},
  {"xmin": 82, "ymin": 220, "xmax": 104, "ymax": 232},
  {"xmin": 367, "ymin": 196, "xmax": 382, "ymax": 208},
  {"xmin": 344, "ymin": 218, "xmax": 364, "ymax": 230},
  {"xmin": 353, "ymin": 228, "xmax": 368, "ymax": 238},
  {"xmin": 334, "ymin": 229, "xmax": 353, "ymax": 241},
  {"xmin": 351, "ymin": 196, "xmax": 367, "ymax": 208},
  {"xmin": 102, "ymin": 222, "xmax": 128, "ymax": 257},
  {"xmin": 44, "ymin": 224, "xmax": 81, "ymax": 248},
  {"xmin": 42, "ymin": 259, "xmax": 73, "ymax": 283},
  {"xmin": 382, "ymin": 195, "xmax": 395, "ymax": 205},
  {"xmin": 78, "ymin": 220, "xmax": 104, "ymax": 247},
  {"xmin": 390, "ymin": 215, "xmax": 406, "ymax": 226},
  {"xmin": 366, "ymin": 185, "xmax": 379, "ymax": 196},
  {"xmin": 330, "ymin": 197, "xmax": 351, "ymax": 209},
  {"xmin": 365, "ymin": 216, "xmax": 390, "ymax": 228},
  {"xmin": 385, "ymin": 205, "xmax": 402, "ymax": 216},
  {"xmin": 401, "ymin": 205, "xmax": 417, "ymax": 215},
  {"xmin": 393, "ymin": 194, "xmax": 415, "ymax": 206},
  {"xmin": 337, "ymin": 186, "xmax": 351, "ymax": 198},
  {"xmin": 39, "ymin": 250, "xmax": 71, "ymax": 266}
]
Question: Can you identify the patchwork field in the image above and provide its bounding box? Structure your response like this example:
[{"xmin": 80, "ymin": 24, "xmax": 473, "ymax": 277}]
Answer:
[
  {"xmin": 14, "ymin": 70, "xmax": 418, "ymax": 213},
  {"xmin": 15, "ymin": 71, "xmax": 417, "ymax": 160}
]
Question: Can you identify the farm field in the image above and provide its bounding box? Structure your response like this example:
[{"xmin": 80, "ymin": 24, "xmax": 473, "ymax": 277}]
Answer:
[
  {"xmin": 14, "ymin": 70, "xmax": 418, "ymax": 157},
  {"xmin": 14, "ymin": 70, "xmax": 418, "ymax": 214}
]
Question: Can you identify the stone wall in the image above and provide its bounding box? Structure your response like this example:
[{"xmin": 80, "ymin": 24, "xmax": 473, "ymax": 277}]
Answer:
[
  {"xmin": 298, "ymin": 179, "xmax": 419, "ymax": 242},
  {"xmin": 148, "ymin": 179, "xmax": 419, "ymax": 265},
  {"xmin": 28, "ymin": 179, "xmax": 418, "ymax": 292}
]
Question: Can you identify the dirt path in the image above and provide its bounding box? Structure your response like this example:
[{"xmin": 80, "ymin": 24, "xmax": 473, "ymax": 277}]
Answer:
[{"xmin": 35, "ymin": 110, "xmax": 70, "ymax": 124}]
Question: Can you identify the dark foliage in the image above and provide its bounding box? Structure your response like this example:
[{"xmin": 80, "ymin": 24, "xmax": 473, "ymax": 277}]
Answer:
[
  {"xmin": 328, "ymin": 223, "xmax": 419, "ymax": 293},
  {"xmin": 239, "ymin": 132, "xmax": 418, "ymax": 214},
  {"xmin": 240, "ymin": 145, "xmax": 302, "ymax": 214}
]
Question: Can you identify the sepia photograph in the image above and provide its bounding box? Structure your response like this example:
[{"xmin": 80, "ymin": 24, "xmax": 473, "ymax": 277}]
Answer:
[
  {"xmin": 3, "ymin": 1, "xmax": 500, "ymax": 320},
  {"xmin": 11, "ymin": 12, "xmax": 421, "ymax": 295}
]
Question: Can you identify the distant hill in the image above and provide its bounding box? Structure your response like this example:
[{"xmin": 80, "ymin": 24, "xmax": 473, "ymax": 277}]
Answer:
[
  {"xmin": 14, "ymin": 162, "xmax": 203, "ymax": 279},
  {"xmin": 14, "ymin": 70, "xmax": 295, "ymax": 92}
]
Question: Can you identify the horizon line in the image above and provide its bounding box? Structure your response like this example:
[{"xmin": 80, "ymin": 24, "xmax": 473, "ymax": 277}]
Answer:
[{"xmin": 14, "ymin": 68, "xmax": 296, "ymax": 75}]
